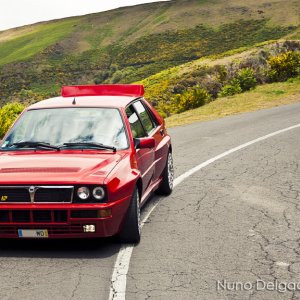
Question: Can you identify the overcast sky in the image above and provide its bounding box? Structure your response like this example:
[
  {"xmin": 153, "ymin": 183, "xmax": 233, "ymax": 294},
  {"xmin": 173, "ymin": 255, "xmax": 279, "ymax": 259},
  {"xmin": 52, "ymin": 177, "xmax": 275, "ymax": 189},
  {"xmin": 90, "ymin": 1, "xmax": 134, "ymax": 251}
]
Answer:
[{"xmin": 0, "ymin": 0, "xmax": 170, "ymax": 31}]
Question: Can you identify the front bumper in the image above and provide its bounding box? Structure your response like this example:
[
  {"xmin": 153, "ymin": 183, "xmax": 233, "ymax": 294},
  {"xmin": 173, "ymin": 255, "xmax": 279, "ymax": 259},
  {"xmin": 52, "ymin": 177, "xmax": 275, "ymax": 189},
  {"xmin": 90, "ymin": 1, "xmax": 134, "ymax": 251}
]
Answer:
[{"xmin": 0, "ymin": 196, "xmax": 131, "ymax": 238}]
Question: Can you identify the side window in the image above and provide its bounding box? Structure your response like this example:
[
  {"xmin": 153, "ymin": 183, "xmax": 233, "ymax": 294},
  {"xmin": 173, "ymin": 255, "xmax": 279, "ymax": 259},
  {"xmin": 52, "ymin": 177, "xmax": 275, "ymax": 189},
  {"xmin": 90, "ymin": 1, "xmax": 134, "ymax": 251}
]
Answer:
[
  {"xmin": 133, "ymin": 101, "xmax": 155, "ymax": 134},
  {"xmin": 126, "ymin": 106, "xmax": 146, "ymax": 138}
]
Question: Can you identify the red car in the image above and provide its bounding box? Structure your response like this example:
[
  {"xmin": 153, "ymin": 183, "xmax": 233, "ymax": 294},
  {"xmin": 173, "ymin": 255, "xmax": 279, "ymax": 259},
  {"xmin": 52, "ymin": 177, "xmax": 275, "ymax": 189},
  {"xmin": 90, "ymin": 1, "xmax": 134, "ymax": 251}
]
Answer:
[{"xmin": 0, "ymin": 85, "xmax": 173, "ymax": 243}]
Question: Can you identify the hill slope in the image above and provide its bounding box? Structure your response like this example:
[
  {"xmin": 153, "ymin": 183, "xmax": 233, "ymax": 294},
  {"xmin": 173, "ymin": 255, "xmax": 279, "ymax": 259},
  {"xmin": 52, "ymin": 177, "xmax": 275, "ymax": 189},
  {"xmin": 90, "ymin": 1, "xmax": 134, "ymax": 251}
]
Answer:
[{"xmin": 0, "ymin": 0, "xmax": 299, "ymax": 106}]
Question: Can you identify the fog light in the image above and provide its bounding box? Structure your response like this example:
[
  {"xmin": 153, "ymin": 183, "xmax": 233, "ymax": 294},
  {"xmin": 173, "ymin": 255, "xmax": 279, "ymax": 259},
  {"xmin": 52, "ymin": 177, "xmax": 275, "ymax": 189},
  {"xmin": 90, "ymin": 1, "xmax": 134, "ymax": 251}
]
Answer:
[
  {"xmin": 97, "ymin": 209, "xmax": 112, "ymax": 218},
  {"xmin": 83, "ymin": 224, "xmax": 95, "ymax": 233}
]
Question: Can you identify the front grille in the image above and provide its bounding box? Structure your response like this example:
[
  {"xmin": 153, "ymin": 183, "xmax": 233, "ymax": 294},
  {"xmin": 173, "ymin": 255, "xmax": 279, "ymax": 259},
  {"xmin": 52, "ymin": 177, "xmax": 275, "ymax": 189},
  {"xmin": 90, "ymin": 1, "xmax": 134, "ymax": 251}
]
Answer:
[
  {"xmin": 0, "ymin": 186, "xmax": 73, "ymax": 203},
  {"xmin": 12, "ymin": 210, "xmax": 30, "ymax": 222},
  {"xmin": 0, "ymin": 210, "xmax": 68, "ymax": 223},
  {"xmin": 0, "ymin": 210, "xmax": 9, "ymax": 222},
  {"xmin": 54, "ymin": 210, "xmax": 68, "ymax": 222},
  {"xmin": 0, "ymin": 188, "xmax": 30, "ymax": 202},
  {"xmin": 35, "ymin": 188, "xmax": 73, "ymax": 203},
  {"xmin": 33, "ymin": 210, "xmax": 52, "ymax": 223}
]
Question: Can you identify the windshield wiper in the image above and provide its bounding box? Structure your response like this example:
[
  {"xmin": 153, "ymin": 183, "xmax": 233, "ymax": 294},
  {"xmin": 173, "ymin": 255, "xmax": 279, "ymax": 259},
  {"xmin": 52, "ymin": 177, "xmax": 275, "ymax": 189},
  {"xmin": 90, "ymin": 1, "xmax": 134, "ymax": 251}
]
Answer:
[
  {"xmin": 62, "ymin": 142, "xmax": 116, "ymax": 152},
  {"xmin": 12, "ymin": 141, "xmax": 60, "ymax": 151}
]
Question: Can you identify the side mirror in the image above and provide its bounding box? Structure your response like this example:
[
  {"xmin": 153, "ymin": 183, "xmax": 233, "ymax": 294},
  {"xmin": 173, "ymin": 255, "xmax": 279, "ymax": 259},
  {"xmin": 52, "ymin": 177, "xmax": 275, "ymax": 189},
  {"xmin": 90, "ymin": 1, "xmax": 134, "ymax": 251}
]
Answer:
[{"xmin": 134, "ymin": 137, "xmax": 155, "ymax": 149}]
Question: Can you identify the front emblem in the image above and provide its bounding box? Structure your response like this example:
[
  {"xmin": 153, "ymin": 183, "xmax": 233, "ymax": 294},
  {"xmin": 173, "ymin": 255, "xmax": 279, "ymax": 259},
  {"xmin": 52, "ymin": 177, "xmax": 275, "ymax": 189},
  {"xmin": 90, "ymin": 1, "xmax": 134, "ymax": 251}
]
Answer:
[
  {"xmin": 28, "ymin": 186, "xmax": 36, "ymax": 202},
  {"xmin": 1, "ymin": 196, "xmax": 8, "ymax": 202}
]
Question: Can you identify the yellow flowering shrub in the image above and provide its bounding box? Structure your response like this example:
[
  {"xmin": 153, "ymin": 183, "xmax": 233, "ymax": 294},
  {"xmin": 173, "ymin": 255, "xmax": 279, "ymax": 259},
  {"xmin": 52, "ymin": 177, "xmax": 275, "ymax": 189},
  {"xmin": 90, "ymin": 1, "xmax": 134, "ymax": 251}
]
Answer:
[{"xmin": 0, "ymin": 103, "xmax": 24, "ymax": 138}]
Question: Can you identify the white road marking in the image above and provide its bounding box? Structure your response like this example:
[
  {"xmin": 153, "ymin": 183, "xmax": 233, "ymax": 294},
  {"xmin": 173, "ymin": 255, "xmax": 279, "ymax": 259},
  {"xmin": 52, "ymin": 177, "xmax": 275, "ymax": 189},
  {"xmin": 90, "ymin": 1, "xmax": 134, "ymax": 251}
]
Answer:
[
  {"xmin": 108, "ymin": 123, "xmax": 300, "ymax": 300},
  {"xmin": 276, "ymin": 262, "xmax": 290, "ymax": 268}
]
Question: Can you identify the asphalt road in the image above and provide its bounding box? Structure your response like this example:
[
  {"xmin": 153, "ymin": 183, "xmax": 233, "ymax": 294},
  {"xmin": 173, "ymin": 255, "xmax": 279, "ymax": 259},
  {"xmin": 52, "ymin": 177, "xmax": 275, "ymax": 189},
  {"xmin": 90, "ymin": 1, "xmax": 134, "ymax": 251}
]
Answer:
[{"xmin": 1, "ymin": 102, "xmax": 300, "ymax": 300}]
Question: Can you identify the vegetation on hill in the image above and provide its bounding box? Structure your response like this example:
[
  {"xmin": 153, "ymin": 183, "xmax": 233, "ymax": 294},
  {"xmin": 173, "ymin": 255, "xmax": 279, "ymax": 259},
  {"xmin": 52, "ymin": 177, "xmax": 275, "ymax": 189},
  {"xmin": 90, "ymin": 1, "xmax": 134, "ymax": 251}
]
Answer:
[
  {"xmin": 166, "ymin": 76, "xmax": 300, "ymax": 127},
  {"xmin": 0, "ymin": 0, "xmax": 299, "ymax": 136},
  {"xmin": 0, "ymin": 19, "xmax": 78, "ymax": 66},
  {"xmin": 0, "ymin": 20, "xmax": 297, "ymax": 107},
  {"xmin": 0, "ymin": 0, "xmax": 299, "ymax": 106},
  {"xmin": 141, "ymin": 40, "xmax": 300, "ymax": 117},
  {"xmin": 1, "ymin": 40, "xmax": 299, "ymax": 137}
]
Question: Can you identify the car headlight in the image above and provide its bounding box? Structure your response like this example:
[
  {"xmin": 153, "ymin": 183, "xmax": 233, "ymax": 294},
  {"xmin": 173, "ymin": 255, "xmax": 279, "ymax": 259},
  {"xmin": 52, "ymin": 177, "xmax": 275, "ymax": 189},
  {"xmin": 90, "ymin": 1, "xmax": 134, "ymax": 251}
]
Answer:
[
  {"xmin": 77, "ymin": 187, "xmax": 90, "ymax": 200},
  {"xmin": 93, "ymin": 187, "xmax": 105, "ymax": 200}
]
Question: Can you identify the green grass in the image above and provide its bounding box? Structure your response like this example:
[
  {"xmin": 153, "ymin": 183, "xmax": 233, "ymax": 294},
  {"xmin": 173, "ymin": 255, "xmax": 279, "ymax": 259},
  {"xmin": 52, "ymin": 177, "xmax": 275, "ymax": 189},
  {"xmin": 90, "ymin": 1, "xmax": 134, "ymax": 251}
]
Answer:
[
  {"xmin": 0, "ymin": 0, "xmax": 299, "ymax": 110},
  {"xmin": 0, "ymin": 19, "xmax": 78, "ymax": 66},
  {"xmin": 153, "ymin": 14, "xmax": 168, "ymax": 25},
  {"xmin": 196, "ymin": 0, "xmax": 211, "ymax": 4},
  {"xmin": 115, "ymin": 20, "xmax": 295, "ymax": 82},
  {"xmin": 86, "ymin": 25, "xmax": 114, "ymax": 48},
  {"xmin": 264, "ymin": 89, "xmax": 285, "ymax": 95},
  {"xmin": 166, "ymin": 78, "xmax": 300, "ymax": 127},
  {"xmin": 288, "ymin": 28, "xmax": 300, "ymax": 39},
  {"xmin": 152, "ymin": 5, "xmax": 170, "ymax": 25},
  {"xmin": 30, "ymin": 82, "xmax": 61, "ymax": 95},
  {"xmin": 121, "ymin": 23, "xmax": 144, "ymax": 39},
  {"xmin": 1, "ymin": 18, "xmax": 294, "ymax": 106}
]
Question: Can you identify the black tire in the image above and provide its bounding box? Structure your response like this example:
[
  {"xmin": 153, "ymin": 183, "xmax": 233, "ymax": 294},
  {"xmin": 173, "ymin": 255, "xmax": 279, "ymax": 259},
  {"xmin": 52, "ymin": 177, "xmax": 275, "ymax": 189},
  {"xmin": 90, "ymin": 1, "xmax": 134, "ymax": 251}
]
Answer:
[
  {"xmin": 118, "ymin": 188, "xmax": 141, "ymax": 243},
  {"xmin": 156, "ymin": 151, "xmax": 174, "ymax": 195}
]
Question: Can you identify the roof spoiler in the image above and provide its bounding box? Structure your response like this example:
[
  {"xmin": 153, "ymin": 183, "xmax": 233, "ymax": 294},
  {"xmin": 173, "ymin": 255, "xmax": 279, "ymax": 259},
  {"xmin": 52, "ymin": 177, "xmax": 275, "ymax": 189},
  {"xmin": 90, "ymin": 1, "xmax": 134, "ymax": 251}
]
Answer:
[{"xmin": 61, "ymin": 84, "xmax": 144, "ymax": 98}]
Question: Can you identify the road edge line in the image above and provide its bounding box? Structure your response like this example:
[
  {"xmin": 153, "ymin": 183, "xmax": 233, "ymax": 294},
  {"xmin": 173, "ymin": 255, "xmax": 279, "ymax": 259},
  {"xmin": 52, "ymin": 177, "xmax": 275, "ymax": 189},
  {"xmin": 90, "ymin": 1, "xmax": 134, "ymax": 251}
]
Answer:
[{"xmin": 109, "ymin": 122, "xmax": 300, "ymax": 300}]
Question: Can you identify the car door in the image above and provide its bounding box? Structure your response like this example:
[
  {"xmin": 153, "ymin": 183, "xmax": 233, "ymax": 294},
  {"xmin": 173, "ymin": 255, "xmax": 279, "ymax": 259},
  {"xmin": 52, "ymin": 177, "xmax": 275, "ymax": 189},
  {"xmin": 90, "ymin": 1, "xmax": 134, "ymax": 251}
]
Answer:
[
  {"xmin": 126, "ymin": 103, "xmax": 155, "ymax": 194},
  {"xmin": 136, "ymin": 100, "xmax": 168, "ymax": 183}
]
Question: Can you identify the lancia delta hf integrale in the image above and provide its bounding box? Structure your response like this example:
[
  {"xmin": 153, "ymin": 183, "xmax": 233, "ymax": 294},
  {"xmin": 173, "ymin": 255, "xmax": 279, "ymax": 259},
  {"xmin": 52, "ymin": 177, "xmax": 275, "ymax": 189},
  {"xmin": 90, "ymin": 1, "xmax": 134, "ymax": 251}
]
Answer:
[{"xmin": 0, "ymin": 85, "xmax": 173, "ymax": 243}]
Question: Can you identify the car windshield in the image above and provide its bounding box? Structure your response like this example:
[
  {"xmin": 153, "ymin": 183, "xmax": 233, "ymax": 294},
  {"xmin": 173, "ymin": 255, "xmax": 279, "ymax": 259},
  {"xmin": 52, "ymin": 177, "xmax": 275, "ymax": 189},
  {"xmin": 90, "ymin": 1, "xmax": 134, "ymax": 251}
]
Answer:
[{"xmin": 1, "ymin": 107, "xmax": 128, "ymax": 150}]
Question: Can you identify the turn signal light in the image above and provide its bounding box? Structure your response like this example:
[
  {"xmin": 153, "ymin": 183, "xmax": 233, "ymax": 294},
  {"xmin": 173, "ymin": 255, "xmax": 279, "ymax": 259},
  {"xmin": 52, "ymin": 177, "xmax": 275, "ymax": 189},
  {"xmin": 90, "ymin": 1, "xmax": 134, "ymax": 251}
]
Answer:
[{"xmin": 97, "ymin": 209, "xmax": 112, "ymax": 218}]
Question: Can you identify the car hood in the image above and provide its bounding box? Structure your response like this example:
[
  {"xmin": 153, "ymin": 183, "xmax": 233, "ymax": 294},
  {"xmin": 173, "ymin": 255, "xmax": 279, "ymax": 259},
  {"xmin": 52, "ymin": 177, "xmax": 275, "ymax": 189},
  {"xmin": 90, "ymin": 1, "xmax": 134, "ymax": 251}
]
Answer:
[{"xmin": 0, "ymin": 151, "xmax": 124, "ymax": 184}]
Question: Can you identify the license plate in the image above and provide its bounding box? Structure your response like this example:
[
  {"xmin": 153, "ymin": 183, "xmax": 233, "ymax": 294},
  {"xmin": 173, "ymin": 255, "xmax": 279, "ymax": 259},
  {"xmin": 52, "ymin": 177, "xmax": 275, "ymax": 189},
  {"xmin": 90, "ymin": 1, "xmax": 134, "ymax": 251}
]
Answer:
[{"xmin": 18, "ymin": 229, "xmax": 48, "ymax": 238}]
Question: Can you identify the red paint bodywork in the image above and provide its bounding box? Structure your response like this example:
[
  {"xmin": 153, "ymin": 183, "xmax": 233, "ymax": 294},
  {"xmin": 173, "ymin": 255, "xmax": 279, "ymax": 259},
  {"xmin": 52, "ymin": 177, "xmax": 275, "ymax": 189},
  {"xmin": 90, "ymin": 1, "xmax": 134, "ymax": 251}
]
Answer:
[{"xmin": 0, "ymin": 85, "xmax": 171, "ymax": 239}]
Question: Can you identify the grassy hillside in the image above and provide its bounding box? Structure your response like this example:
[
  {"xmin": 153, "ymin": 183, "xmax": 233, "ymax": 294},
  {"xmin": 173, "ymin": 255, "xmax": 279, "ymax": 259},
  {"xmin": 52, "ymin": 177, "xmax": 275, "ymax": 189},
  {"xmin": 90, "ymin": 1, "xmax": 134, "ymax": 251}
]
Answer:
[
  {"xmin": 0, "ymin": 0, "xmax": 299, "ymax": 107},
  {"xmin": 0, "ymin": 19, "xmax": 78, "ymax": 66},
  {"xmin": 139, "ymin": 40, "xmax": 300, "ymax": 116},
  {"xmin": 166, "ymin": 77, "xmax": 300, "ymax": 127}
]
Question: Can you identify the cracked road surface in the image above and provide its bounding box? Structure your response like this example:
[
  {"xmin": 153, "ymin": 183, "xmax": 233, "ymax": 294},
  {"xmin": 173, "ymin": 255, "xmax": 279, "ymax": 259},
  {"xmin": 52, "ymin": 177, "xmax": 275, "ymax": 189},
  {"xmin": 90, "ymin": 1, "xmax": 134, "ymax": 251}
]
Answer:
[{"xmin": 1, "ymin": 102, "xmax": 300, "ymax": 299}]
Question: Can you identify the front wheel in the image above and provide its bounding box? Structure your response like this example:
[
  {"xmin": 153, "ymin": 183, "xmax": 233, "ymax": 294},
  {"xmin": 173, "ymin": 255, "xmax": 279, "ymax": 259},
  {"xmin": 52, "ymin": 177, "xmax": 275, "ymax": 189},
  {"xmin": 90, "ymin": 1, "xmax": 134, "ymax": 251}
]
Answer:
[
  {"xmin": 118, "ymin": 188, "xmax": 141, "ymax": 243},
  {"xmin": 156, "ymin": 151, "xmax": 174, "ymax": 195}
]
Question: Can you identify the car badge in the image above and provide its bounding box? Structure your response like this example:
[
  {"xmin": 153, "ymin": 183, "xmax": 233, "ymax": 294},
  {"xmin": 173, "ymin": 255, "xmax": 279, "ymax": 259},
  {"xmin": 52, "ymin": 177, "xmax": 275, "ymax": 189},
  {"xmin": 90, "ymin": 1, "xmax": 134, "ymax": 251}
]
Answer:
[
  {"xmin": 0, "ymin": 196, "xmax": 8, "ymax": 202},
  {"xmin": 28, "ymin": 186, "xmax": 36, "ymax": 202}
]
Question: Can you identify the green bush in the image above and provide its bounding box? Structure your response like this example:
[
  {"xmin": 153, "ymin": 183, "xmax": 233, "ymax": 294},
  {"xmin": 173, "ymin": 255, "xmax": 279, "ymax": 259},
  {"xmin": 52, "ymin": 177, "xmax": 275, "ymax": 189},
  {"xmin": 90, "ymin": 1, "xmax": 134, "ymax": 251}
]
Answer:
[
  {"xmin": 236, "ymin": 68, "xmax": 257, "ymax": 91},
  {"xmin": 94, "ymin": 70, "xmax": 110, "ymax": 84},
  {"xmin": 218, "ymin": 79, "xmax": 242, "ymax": 97},
  {"xmin": 0, "ymin": 102, "xmax": 24, "ymax": 138},
  {"xmin": 175, "ymin": 86, "xmax": 210, "ymax": 113},
  {"xmin": 110, "ymin": 70, "xmax": 123, "ymax": 83},
  {"xmin": 214, "ymin": 65, "xmax": 228, "ymax": 82},
  {"xmin": 268, "ymin": 51, "xmax": 300, "ymax": 82},
  {"xmin": 200, "ymin": 74, "xmax": 223, "ymax": 98},
  {"xmin": 217, "ymin": 68, "xmax": 256, "ymax": 97}
]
